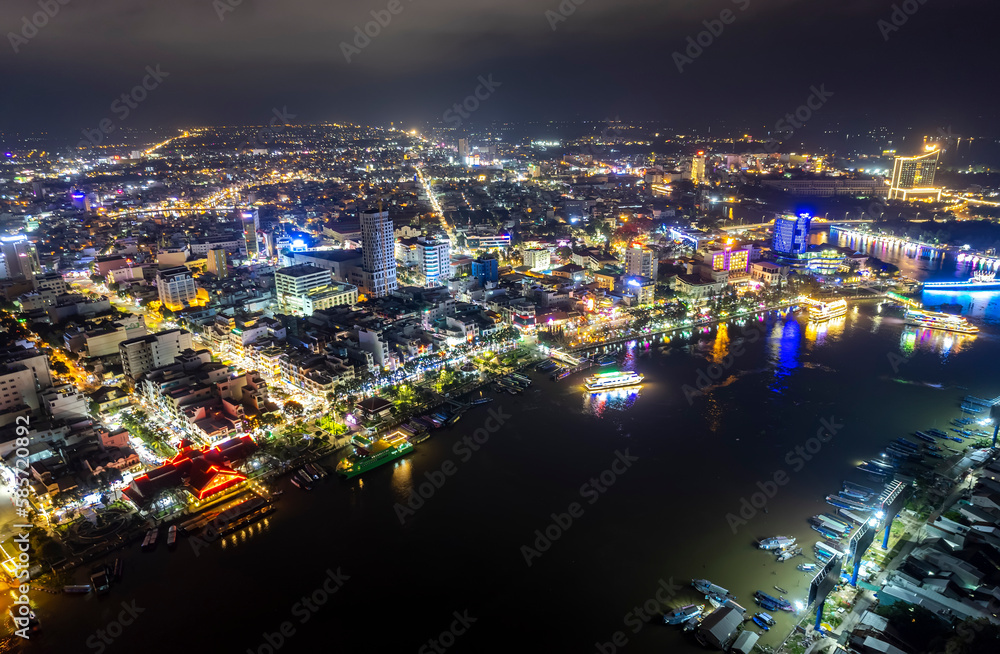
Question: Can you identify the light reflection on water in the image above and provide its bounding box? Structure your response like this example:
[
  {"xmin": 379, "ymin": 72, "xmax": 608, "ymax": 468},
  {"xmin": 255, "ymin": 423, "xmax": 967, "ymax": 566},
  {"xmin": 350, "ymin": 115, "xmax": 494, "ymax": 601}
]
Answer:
[
  {"xmin": 899, "ymin": 325, "xmax": 976, "ymax": 360},
  {"xmin": 582, "ymin": 386, "xmax": 642, "ymax": 418}
]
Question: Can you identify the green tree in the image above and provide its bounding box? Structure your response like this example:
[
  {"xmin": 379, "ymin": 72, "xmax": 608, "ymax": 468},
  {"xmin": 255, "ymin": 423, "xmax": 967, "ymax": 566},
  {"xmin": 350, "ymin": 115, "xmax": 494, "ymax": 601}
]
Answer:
[{"xmin": 283, "ymin": 400, "xmax": 305, "ymax": 418}]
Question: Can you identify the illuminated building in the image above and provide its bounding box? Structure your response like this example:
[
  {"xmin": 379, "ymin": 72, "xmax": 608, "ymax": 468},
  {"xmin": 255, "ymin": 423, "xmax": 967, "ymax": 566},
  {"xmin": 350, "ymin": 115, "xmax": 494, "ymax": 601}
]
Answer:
[
  {"xmin": 417, "ymin": 236, "xmax": 451, "ymax": 287},
  {"xmin": 471, "ymin": 258, "xmax": 499, "ymax": 285},
  {"xmin": 242, "ymin": 209, "xmax": 260, "ymax": 257},
  {"xmin": 888, "ymin": 149, "xmax": 941, "ymax": 201},
  {"xmin": 773, "ymin": 213, "xmax": 811, "ymax": 256},
  {"xmin": 122, "ymin": 436, "xmax": 257, "ymax": 508},
  {"xmin": 691, "ymin": 152, "xmax": 706, "ymax": 184},
  {"xmin": 759, "ymin": 179, "xmax": 888, "ymax": 197},
  {"xmin": 705, "ymin": 246, "xmax": 751, "ymax": 275},
  {"xmin": 207, "ymin": 247, "xmax": 228, "ymax": 278},
  {"xmin": 0, "ymin": 235, "xmax": 41, "ymax": 283},
  {"xmin": 624, "ymin": 275, "xmax": 655, "ymax": 306},
  {"xmin": 625, "ymin": 244, "xmax": 659, "ymax": 280},
  {"xmin": 275, "ymin": 264, "xmax": 335, "ymax": 314},
  {"xmin": 523, "ymin": 248, "xmax": 550, "ymax": 271},
  {"xmin": 360, "ymin": 209, "xmax": 397, "ymax": 298},
  {"xmin": 466, "ymin": 233, "xmax": 511, "ymax": 250},
  {"xmin": 119, "ymin": 329, "xmax": 194, "ymax": 381},
  {"xmin": 156, "ymin": 266, "xmax": 198, "ymax": 309}
]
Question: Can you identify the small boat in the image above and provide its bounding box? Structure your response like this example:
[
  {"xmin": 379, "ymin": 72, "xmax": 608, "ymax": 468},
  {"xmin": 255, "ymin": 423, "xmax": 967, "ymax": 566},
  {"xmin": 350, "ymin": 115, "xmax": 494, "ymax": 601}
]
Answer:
[
  {"xmin": 776, "ymin": 547, "xmax": 801, "ymax": 562},
  {"xmin": 797, "ymin": 563, "xmax": 817, "ymax": 572},
  {"xmin": 142, "ymin": 527, "xmax": 159, "ymax": 551},
  {"xmin": 663, "ymin": 604, "xmax": 704, "ymax": 625},
  {"xmin": 774, "ymin": 586, "xmax": 788, "ymax": 594},
  {"xmin": 64, "ymin": 585, "xmax": 92, "ymax": 594},
  {"xmin": 166, "ymin": 525, "xmax": 177, "ymax": 549},
  {"xmin": 753, "ymin": 616, "xmax": 770, "ymax": 631},
  {"xmin": 597, "ymin": 354, "xmax": 616, "ymax": 366},
  {"xmin": 112, "ymin": 557, "xmax": 123, "ymax": 581},
  {"xmin": 755, "ymin": 612, "xmax": 776, "ymax": 626},
  {"xmin": 470, "ymin": 397, "xmax": 493, "ymax": 405}
]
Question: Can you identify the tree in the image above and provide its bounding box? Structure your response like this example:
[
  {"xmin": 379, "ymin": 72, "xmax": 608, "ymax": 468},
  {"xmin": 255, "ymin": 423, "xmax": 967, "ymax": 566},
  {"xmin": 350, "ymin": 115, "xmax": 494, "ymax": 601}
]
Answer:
[
  {"xmin": 259, "ymin": 412, "xmax": 284, "ymax": 427},
  {"xmin": 283, "ymin": 401, "xmax": 304, "ymax": 418},
  {"xmin": 51, "ymin": 360, "xmax": 70, "ymax": 375}
]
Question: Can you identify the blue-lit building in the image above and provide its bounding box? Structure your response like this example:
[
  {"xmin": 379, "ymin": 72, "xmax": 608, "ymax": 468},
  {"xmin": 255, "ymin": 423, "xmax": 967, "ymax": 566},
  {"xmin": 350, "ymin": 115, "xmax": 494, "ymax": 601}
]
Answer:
[
  {"xmin": 471, "ymin": 258, "xmax": 499, "ymax": 285},
  {"xmin": 773, "ymin": 213, "xmax": 811, "ymax": 256}
]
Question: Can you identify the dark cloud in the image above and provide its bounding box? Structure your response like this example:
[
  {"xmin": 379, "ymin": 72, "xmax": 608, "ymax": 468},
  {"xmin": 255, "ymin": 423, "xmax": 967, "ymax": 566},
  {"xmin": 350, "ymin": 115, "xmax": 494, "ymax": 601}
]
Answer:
[{"xmin": 1, "ymin": 0, "xmax": 997, "ymax": 141}]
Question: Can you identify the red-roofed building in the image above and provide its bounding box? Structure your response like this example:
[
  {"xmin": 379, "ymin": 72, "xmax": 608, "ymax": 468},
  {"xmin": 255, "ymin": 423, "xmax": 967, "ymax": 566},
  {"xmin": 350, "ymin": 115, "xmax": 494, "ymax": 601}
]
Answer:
[{"xmin": 122, "ymin": 435, "xmax": 257, "ymax": 508}]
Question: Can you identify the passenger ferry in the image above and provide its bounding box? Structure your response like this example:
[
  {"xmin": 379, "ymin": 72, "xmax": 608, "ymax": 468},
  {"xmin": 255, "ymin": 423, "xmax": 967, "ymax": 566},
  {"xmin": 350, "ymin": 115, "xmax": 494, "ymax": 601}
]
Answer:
[
  {"xmin": 904, "ymin": 309, "xmax": 979, "ymax": 334},
  {"xmin": 584, "ymin": 370, "xmax": 644, "ymax": 392},
  {"xmin": 808, "ymin": 299, "xmax": 848, "ymax": 322},
  {"xmin": 924, "ymin": 271, "xmax": 1000, "ymax": 292}
]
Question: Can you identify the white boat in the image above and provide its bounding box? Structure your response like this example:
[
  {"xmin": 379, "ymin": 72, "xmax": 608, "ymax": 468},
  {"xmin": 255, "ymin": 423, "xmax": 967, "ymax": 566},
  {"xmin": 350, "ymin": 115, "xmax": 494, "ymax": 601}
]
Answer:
[
  {"xmin": 584, "ymin": 370, "xmax": 644, "ymax": 392},
  {"xmin": 904, "ymin": 309, "xmax": 979, "ymax": 334},
  {"xmin": 808, "ymin": 299, "xmax": 848, "ymax": 322},
  {"xmin": 664, "ymin": 604, "xmax": 704, "ymax": 624}
]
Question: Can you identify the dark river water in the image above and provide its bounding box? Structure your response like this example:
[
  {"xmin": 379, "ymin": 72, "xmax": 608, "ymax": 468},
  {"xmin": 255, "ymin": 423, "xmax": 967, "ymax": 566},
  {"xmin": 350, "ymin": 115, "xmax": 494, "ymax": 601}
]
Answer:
[{"xmin": 16, "ymin": 238, "xmax": 1000, "ymax": 654}]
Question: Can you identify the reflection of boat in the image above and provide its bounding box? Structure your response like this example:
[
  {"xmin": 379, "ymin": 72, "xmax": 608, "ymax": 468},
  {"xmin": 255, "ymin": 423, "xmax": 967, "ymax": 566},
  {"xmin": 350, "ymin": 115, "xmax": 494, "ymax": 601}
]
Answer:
[
  {"xmin": 808, "ymin": 299, "xmax": 848, "ymax": 322},
  {"xmin": 904, "ymin": 309, "xmax": 979, "ymax": 334},
  {"xmin": 584, "ymin": 370, "xmax": 644, "ymax": 392}
]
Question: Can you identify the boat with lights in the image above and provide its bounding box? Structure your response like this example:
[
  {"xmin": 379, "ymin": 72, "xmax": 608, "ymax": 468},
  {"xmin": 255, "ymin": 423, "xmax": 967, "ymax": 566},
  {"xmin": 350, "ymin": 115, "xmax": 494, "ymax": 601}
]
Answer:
[
  {"xmin": 923, "ymin": 271, "xmax": 1000, "ymax": 292},
  {"xmin": 808, "ymin": 299, "xmax": 848, "ymax": 322},
  {"xmin": 664, "ymin": 604, "xmax": 704, "ymax": 625},
  {"xmin": 336, "ymin": 433, "xmax": 414, "ymax": 478},
  {"xmin": 584, "ymin": 370, "xmax": 644, "ymax": 392},
  {"xmin": 904, "ymin": 309, "xmax": 979, "ymax": 334}
]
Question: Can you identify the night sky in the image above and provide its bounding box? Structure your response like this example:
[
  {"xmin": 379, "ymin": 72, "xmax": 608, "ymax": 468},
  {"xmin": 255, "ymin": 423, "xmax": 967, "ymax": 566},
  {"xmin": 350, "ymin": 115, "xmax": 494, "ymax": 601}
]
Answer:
[{"xmin": 2, "ymin": 0, "xmax": 997, "ymax": 140}]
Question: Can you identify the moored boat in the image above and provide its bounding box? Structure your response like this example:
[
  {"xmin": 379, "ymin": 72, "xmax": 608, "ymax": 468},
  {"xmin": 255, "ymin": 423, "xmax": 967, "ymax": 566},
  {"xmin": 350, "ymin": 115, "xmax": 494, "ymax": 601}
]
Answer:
[
  {"xmin": 584, "ymin": 370, "xmax": 644, "ymax": 392},
  {"xmin": 663, "ymin": 604, "xmax": 704, "ymax": 625},
  {"xmin": 758, "ymin": 536, "xmax": 796, "ymax": 550}
]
